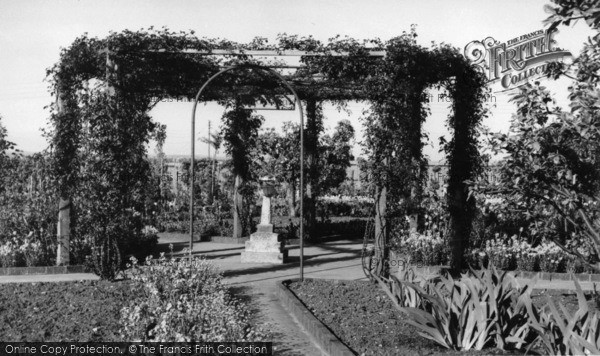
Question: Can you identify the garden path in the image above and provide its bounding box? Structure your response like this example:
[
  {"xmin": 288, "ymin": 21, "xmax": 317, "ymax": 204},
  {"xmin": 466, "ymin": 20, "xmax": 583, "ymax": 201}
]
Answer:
[{"xmin": 158, "ymin": 233, "xmax": 368, "ymax": 356}]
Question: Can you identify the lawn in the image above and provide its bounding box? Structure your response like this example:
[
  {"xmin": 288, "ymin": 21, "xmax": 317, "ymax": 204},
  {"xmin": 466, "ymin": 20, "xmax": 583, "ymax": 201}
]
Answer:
[{"xmin": 0, "ymin": 280, "xmax": 134, "ymax": 341}]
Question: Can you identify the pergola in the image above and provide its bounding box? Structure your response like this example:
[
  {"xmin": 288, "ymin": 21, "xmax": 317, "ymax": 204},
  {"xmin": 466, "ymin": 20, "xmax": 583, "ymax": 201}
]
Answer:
[{"xmin": 48, "ymin": 29, "xmax": 487, "ymax": 278}]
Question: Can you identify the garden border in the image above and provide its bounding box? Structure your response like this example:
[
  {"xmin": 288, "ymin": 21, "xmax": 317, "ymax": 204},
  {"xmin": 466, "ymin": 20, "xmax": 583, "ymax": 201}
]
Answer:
[
  {"xmin": 402, "ymin": 266, "xmax": 600, "ymax": 282},
  {"xmin": 0, "ymin": 265, "xmax": 86, "ymax": 276},
  {"xmin": 276, "ymin": 279, "xmax": 355, "ymax": 356}
]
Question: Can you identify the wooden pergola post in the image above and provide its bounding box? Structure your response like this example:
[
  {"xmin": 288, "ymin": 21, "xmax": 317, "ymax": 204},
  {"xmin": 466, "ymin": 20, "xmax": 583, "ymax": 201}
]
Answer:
[
  {"xmin": 56, "ymin": 87, "xmax": 70, "ymax": 266},
  {"xmin": 304, "ymin": 99, "xmax": 319, "ymax": 240},
  {"xmin": 374, "ymin": 157, "xmax": 389, "ymax": 278}
]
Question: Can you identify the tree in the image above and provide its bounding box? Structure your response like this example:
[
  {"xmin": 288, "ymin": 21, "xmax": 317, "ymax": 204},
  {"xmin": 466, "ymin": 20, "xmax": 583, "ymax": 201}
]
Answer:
[
  {"xmin": 256, "ymin": 119, "xmax": 355, "ymax": 218},
  {"xmin": 220, "ymin": 104, "xmax": 263, "ymax": 238},
  {"xmin": 319, "ymin": 119, "xmax": 355, "ymax": 195},
  {"xmin": 201, "ymin": 130, "xmax": 222, "ymax": 205},
  {"xmin": 256, "ymin": 123, "xmax": 301, "ymax": 217},
  {"xmin": 74, "ymin": 90, "xmax": 158, "ymax": 279},
  {"xmin": 473, "ymin": 0, "xmax": 600, "ymax": 271},
  {"xmin": 0, "ymin": 115, "xmax": 17, "ymax": 190},
  {"xmin": 0, "ymin": 115, "xmax": 16, "ymax": 162}
]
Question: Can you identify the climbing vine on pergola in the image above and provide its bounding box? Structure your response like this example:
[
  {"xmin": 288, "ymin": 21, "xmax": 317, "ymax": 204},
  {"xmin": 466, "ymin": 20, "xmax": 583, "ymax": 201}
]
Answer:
[{"xmin": 47, "ymin": 28, "xmax": 487, "ymax": 277}]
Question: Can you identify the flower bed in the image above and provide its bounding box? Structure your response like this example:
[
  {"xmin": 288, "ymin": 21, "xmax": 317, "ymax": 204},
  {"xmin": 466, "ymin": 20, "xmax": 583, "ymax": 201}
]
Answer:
[
  {"xmin": 288, "ymin": 278, "xmax": 600, "ymax": 355},
  {"xmin": 0, "ymin": 257, "xmax": 266, "ymax": 342},
  {"xmin": 393, "ymin": 230, "xmax": 597, "ymax": 275},
  {"xmin": 0, "ymin": 280, "xmax": 134, "ymax": 341},
  {"xmin": 287, "ymin": 279, "xmax": 514, "ymax": 355},
  {"xmin": 468, "ymin": 235, "xmax": 585, "ymax": 273}
]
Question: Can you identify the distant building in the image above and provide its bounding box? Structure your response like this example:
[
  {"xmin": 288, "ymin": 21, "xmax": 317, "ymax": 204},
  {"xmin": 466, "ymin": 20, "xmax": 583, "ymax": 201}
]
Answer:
[
  {"xmin": 345, "ymin": 160, "xmax": 362, "ymax": 189},
  {"xmin": 164, "ymin": 161, "xmax": 184, "ymax": 192}
]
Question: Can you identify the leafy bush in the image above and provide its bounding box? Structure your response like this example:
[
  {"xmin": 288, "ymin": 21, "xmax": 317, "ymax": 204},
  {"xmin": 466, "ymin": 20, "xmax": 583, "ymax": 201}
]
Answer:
[
  {"xmin": 527, "ymin": 280, "xmax": 600, "ymax": 355},
  {"xmin": 315, "ymin": 218, "xmax": 369, "ymax": 238},
  {"xmin": 316, "ymin": 195, "xmax": 374, "ymax": 218},
  {"xmin": 157, "ymin": 204, "xmax": 234, "ymax": 239},
  {"xmin": 409, "ymin": 269, "xmax": 533, "ymax": 351},
  {"xmin": 0, "ymin": 154, "xmax": 57, "ymax": 266},
  {"xmin": 373, "ymin": 258, "xmax": 432, "ymax": 309},
  {"xmin": 195, "ymin": 210, "xmax": 233, "ymax": 238},
  {"xmin": 0, "ymin": 238, "xmax": 17, "ymax": 267},
  {"xmin": 379, "ymin": 267, "xmax": 536, "ymax": 351},
  {"xmin": 379, "ymin": 266, "xmax": 600, "ymax": 354},
  {"xmin": 273, "ymin": 217, "xmax": 370, "ymax": 240},
  {"xmin": 120, "ymin": 253, "xmax": 266, "ymax": 342}
]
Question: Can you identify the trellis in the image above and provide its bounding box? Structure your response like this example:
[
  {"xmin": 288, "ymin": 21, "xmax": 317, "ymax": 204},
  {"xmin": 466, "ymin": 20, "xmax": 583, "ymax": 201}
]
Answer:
[{"xmin": 47, "ymin": 29, "xmax": 487, "ymax": 277}]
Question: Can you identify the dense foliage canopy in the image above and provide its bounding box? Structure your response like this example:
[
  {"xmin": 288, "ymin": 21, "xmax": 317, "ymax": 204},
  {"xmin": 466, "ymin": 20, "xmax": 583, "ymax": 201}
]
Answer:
[{"xmin": 46, "ymin": 27, "xmax": 487, "ymax": 274}]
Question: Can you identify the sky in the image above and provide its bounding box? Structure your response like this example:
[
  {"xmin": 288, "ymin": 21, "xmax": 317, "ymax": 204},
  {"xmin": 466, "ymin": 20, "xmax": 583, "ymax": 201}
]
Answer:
[{"xmin": 0, "ymin": 0, "xmax": 595, "ymax": 162}]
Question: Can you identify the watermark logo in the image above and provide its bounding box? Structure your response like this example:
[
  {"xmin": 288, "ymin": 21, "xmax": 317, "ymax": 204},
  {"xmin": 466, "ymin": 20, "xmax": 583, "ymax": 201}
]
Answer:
[{"xmin": 464, "ymin": 28, "xmax": 572, "ymax": 92}]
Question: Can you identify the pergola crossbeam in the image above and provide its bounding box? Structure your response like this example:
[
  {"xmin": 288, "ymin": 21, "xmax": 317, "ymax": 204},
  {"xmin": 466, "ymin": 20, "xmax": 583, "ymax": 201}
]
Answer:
[{"xmin": 145, "ymin": 49, "xmax": 386, "ymax": 57}]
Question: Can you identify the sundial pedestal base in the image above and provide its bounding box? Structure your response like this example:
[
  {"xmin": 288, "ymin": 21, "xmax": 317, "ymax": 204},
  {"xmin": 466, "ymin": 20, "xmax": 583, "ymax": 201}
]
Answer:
[{"xmin": 240, "ymin": 225, "xmax": 287, "ymax": 264}]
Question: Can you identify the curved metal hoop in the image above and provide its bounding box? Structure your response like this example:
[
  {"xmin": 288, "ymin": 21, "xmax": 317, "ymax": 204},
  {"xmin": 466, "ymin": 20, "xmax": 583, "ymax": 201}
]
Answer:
[{"xmin": 190, "ymin": 64, "xmax": 306, "ymax": 280}]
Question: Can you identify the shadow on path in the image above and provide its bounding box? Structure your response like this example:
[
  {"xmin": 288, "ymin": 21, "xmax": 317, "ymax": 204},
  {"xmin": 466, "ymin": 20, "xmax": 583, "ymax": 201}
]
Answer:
[
  {"xmin": 226, "ymin": 262, "xmax": 364, "ymax": 285},
  {"xmin": 221, "ymin": 254, "xmax": 361, "ymax": 279}
]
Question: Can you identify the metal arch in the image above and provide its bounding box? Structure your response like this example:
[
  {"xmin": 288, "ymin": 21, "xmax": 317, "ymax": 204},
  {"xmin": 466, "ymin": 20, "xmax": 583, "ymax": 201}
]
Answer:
[{"xmin": 190, "ymin": 63, "xmax": 306, "ymax": 280}]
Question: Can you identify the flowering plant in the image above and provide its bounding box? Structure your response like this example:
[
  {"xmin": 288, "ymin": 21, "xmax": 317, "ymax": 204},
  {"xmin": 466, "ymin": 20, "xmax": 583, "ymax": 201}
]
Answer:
[
  {"xmin": 471, "ymin": 236, "xmax": 569, "ymax": 272},
  {"xmin": 0, "ymin": 238, "xmax": 17, "ymax": 267},
  {"xmin": 471, "ymin": 234, "xmax": 520, "ymax": 270},
  {"xmin": 0, "ymin": 231, "xmax": 46, "ymax": 267},
  {"xmin": 397, "ymin": 230, "xmax": 447, "ymax": 266},
  {"xmin": 120, "ymin": 252, "xmax": 266, "ymax": 342},
  {"xmin": 19, "ymin": 232, "xmax": 42, "ymax": 267},
  {"xmin": 141, "ymin": 225, "xmax": 158, "ymax": 238},
  {"xmin": 535, "ymin": 241, "xmax": 567, "ymax": 273}
]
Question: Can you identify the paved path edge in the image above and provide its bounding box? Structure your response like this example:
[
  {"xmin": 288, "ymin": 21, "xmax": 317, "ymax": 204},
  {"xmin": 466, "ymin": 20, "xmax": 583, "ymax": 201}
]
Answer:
[
  {"xmin": 0, "ymin": 265, "xmax": 87, "ymax": 275},
  {"xmin": 275, "ymin": 279, "xmax": 355, "ymax": 356}
]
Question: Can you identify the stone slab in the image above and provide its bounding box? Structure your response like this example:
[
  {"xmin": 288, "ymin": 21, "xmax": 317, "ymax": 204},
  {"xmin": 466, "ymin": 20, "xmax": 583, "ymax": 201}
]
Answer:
[
  {"xmin": 240, "ymin": 251, "xmax": 287, "ymax": 264},
  {"xmin": 244, "ymin": 231, "xmax": 284, "ymax": 254}
]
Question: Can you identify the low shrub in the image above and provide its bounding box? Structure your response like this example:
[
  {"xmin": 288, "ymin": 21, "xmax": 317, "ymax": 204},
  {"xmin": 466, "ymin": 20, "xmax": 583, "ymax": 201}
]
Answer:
[
  {"xmin": 273, "ymin": 217, "xmax": 370, "ymax": 240},
  {"xmin": 316, "ymin": 195, "xmax": 374, "ymax": 218},
  {"xmin": 194, "ymin": 210, "xmax": 233, "ymax": 238},
  {"xmin": 526, "ymin": 280, "xmax": 600, "ymax": 355},
  {"xmin": 378, "ymin": 267, "xmax": 600, "ymax": 354},
  {"xmin": 0, "ymin": 154, "xmax": 58, "ymax": 267},
  {"xmin": 158, "ymin": 207, "xmax": 233, "ymax": 238},
  {"xmin": 315, "ymin": 218, "xmax": 369, "ymax": 238},
  {"xmin": 373, "ymin": 258, "xmax": 432, "ymax": 310},
  {"xmin": 0, "ymin": 238, "xmax": 17, "ymax": 267},
  {"xmin": 0, "ymin": 233, "xmax": 47, "ymax": 267},
  {"xmin": 394, "ymin": 267, "xmax": 535, "ymax": 351},
  {"xmin": 120, "ymin": 253, "xmax": 266, "ymax": 342}
]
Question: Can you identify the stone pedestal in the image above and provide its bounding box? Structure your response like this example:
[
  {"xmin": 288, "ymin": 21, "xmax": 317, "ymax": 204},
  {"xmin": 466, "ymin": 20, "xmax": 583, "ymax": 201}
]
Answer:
[
  {"xmin": 241, "ymin": 179, "xmax": 287, "ymax": 264},
  {"xmin": 240, "ymin": 223, "xmax": 287, "ymax": 264}
]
